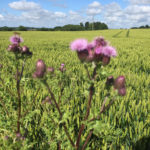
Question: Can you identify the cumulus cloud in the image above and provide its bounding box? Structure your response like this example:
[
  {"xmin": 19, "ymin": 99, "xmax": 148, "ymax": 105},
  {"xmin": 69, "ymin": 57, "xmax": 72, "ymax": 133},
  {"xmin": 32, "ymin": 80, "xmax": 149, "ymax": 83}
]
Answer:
[
  {"xmin": 129, "ymin": 0, "xmax": 150, "ymax": 5},
  {"xmin": 9, "ymin": 0, "xmax": 41, "ymax": 11},
  {"xmin": 1, "ymin": 0, "xmax": 150, "ymax": 28},
  {"xmin": 103, "ymin": 2, "xmax": 150, "ymax": 28},
  {"xmin": 88, "ymin": 1, "xmax": 101, "ymax": 8},
  {"xmin": 54, "ymin": 12, "xmax": 66, "ymax": 18},
  {"xmin": 0, "ymin": 14, "xmax": 4, "ymax": 20},
  {"xmin": 87, "ymin": 1, "xmax": 102, "ymax": 16}
]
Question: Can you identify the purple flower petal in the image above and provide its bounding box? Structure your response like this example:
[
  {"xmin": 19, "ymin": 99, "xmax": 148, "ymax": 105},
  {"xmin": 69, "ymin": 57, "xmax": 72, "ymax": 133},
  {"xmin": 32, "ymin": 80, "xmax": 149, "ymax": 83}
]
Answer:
[{"xmin": 70, "ymin": 39, "xmax": 88, "ymax": 51}]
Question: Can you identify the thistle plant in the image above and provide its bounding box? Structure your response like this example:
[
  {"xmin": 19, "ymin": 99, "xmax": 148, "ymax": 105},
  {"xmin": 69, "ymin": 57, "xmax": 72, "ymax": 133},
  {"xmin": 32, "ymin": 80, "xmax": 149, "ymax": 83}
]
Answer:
[
  {"xmin": 0, "ymin": 33, "xmax": 32, "ymax": 140},
  {"xmin": 32, "ymin": 36, "xmax": 126, "ymax": 149}
]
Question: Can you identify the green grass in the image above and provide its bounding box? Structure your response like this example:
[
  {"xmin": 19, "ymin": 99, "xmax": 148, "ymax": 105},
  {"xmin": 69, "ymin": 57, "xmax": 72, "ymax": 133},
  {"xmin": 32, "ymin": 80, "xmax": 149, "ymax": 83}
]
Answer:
[{"xmin": 0, "ymin": 29, "xmax": 150, "ymax": 150}]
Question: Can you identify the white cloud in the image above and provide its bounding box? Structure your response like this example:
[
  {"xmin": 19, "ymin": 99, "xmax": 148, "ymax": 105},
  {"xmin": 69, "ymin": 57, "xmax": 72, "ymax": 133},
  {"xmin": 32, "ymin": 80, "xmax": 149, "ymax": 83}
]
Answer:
[
  {"xmin": 103, "ymin": 2, "xmax": 150, "ymax": 28},
  {"xmin": 54, "ymin": 12, "xmax": 66, "ymax": 18},
  {"xmin": 87, "ymin": 1, "xmax": 102, "ymax": 16},
  {"xmin": 9, "ymin": 0, "xmax": 41, "ymax": 11},
  {"xmin": 129, "ymin": 0, "xmax": 150, "ymax": 4},
  {"xmin": 0, "ymin": 0, "xmax": 149, "ymax": 28},
  {"xmin": 0, "ymin": 14, "xmax": 4, "ymax": 20},
  {"xmin": 88, "ymin": 1, "xmax": 101, "ymax": 8}
]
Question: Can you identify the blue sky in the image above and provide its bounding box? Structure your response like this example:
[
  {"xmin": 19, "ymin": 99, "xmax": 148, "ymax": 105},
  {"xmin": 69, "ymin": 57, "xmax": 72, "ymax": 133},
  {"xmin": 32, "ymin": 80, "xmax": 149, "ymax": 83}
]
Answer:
[{"xmin": 0, "ymin": 0, "xmax": 150, "ymax": 28}]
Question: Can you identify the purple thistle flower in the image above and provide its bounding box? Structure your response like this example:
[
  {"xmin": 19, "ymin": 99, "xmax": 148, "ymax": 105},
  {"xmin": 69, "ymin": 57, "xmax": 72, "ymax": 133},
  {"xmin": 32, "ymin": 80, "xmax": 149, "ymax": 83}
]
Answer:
[
  {"xmin": 93, "ymin": 37, "xmax": 108, "ymax": 47},
  {"xmin": 95, "ymin": 47, "xmax": 103, "ymax": 55},
  {"xmin": 10, "ymin": 35, "xmax": 23, "ymax": 44},
  {"xmin": 101, "ymin": 46, "xmax": 117, "ymax": 57},
  {"xmin": 70, "ymin": 39, "xmax": 88, "ymax": 51},
  {"xmin": 87, "ymin": 42, "xmax": 95, "ymax": 50}
]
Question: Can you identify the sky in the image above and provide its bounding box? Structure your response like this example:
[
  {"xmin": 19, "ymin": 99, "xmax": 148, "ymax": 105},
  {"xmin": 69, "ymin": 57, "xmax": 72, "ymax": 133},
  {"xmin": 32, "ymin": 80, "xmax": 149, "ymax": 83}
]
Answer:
[{"xmin": 0, "ymin": 0, "xmax": 150, "ymax": 28}]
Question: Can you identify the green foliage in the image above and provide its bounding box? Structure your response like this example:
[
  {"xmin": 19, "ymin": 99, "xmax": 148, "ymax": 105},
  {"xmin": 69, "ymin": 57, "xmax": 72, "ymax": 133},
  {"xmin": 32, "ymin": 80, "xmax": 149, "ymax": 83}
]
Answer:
[{"xmin": 0, "ymin": 29, "xmax": 150, "ymax": 149}]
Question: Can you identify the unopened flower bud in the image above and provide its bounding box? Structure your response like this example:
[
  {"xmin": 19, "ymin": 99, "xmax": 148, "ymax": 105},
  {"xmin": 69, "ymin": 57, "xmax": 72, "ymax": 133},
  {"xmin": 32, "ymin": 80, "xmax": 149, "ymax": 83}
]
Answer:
[
  {"xmin": 22, "ymin": 46, "xmax": 29, "ymax": 53},
  {"xmin": 21, "ymin": 46, "xmax": 32, "ymax": 56},
  {"xmin": 42, "ymin": 96, "xmax": 52, "ymax": 104},
  {"xmin": 59, "ymin": 64, "xmax": 66, "ymax": 72},
  {"xmin": 94, "ymin": 37, "xmax": 107, "ymax": 47},
  {"xmin": 4, "ymin": 136, "xmax": 9, "ymax": 140},
  {"xmin": 118, "ymin": 87, "xmax": 126, "ymax": 96},
  {"xmin": 33, "ymin": 71, "xmax": 45, "ymax": 78},
  {"xmin": 106, "ymin": 76, "xmax": 114, "ymax": 86},
  {"xmin": 16, "ymin": 132, "xmax": 21, "ymax": 138},
  {"xmin": 47, "ymin": 67, "xmax": 54, "ymax": 73},
  {"xmin": 7, "ymin": 44, "xmax": 20, "ymax": 53},
  {"xmin": 36, "ymin": 60, "xmax": 46, "ymax": 73},
  {"xmin": 102, "ymin": 55, "xmax": 110, "ymax": 66},
  {"xmin": 114, "ymin": 76, "xmax": 125, "ymax": 89}
]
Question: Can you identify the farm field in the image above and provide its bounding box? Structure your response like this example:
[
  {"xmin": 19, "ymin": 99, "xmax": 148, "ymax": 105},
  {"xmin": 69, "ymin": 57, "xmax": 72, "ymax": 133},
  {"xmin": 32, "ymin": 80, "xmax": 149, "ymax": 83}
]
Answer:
[{"xmin": 0, "ymin": 29, "xmax": 150, "ymax": 149}]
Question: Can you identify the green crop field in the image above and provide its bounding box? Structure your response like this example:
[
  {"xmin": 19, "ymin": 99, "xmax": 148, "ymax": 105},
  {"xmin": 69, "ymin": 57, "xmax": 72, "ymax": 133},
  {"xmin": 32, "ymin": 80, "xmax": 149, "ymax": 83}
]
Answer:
[{"xmin": 0, "ymin": 29, "xmax": 150, "ymax": 150}]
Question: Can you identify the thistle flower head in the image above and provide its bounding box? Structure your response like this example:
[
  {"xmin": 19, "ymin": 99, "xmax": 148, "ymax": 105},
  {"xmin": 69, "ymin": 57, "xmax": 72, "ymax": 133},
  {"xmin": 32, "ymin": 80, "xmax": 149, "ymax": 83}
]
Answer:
[
  {"xmin": 101, "ymin": 46, "xmax": 117, "ymax": 57},
  {"xmin": 70, "ymin": 39, "xmax": 88, "ymax": 51},
  {"xmin": 93, "ymin": 37, "xmax": 107, "ymax": 47},
  {"xmin": 10, "ymin": 35, "xmax": 23, "ymax": 44},
  {"xmin": 95, "ymin": 47, "xmax": 103, "ymax": 55}
]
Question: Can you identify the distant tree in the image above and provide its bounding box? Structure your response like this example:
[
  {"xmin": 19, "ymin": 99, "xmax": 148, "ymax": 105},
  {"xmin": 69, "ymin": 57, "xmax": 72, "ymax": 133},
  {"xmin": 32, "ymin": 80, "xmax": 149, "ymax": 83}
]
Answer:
[
  {"xmin": 80, "ymin": 22, "xmax": 84, "ymax": 28},
  {"xmin": 54, "ymin": 26, "xmax": 62, "ymax": 31},
  {"xmin": 145, "ymin": 25, "xmax": 149, "ymax": 28},
  {"xmin": 85, "ymin": 22, "xmax": 90, "ymax": 30},
  {"xmin": 62, "ymin": 24, "xmax": 84, "ymax": 31},
  {"xmin": 18, "ymin": 26, "xmax": 27, "ymax": 31}
]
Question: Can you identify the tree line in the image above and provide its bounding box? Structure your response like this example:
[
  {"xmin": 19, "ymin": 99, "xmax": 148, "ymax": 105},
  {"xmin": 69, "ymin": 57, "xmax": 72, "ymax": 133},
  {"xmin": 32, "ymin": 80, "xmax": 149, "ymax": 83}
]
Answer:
[
  {"xmin": 131, "ymin": 25, "xmax": 150, "ymax": 29},
  {"xmin": 0, "ymin": 22, "xmax": 108, "ymax": 31}
]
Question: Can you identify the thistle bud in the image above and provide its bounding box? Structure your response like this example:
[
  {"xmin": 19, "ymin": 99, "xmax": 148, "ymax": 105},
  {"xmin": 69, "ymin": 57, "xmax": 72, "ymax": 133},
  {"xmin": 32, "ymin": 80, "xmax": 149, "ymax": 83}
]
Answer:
[
  {"xmin": 106, "ymin": 76, "xmax": 114, "ymax": 86},
  {"xmin": 36, "ymin": 60, "xmax": 46, "ymax": 73},
  {"xmin": 33, "ymin": 71, "xmax": 45, "ymax": 78},
  {"xmin": 102, "ymin": 55, "xmax": 110, "ymax": 66},
  {"xmin": 118, "ymin": 87, "xmax": 126, "ymax": 96},
  {"xmin": 16, "ymin": 132, "xmax": 21, "ymax": 138},
  {"xmin": 94, "ymin": 37, "xmax": 107, "ymax": 47},
  {"xmin": 22, "ymin": 46, "xmax": 29, "ymax": 53},
  {"xmin": 114, "ymin": 76, "xmax": 125, "ymax": 89},
  {"xmin": 47, "ymin": 67, "xmax": 54, "ymax": 73},
  {"xmin": 42, "ymin": 96, "xmax": 52, "ymax": 105},
  {"xmin": 21, "ymin": 46, "xmax": 32, "ymax": 56},
  {"xmin": 59, "ymin": 64, "xmax": 66, "ymax": 72},
  {"xmin": 7, "ymin": 44, "xmax": 20, "ymax": 53}
]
